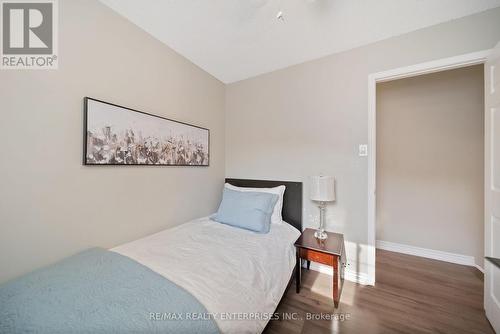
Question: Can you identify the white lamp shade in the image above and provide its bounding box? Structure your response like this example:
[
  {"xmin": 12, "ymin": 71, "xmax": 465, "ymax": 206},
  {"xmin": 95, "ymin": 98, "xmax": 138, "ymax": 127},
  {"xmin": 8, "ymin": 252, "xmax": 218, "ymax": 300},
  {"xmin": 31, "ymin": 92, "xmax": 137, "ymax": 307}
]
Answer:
[{"xmin": 310, "ymin": 176, "xmax": 335, "ymax": 202}]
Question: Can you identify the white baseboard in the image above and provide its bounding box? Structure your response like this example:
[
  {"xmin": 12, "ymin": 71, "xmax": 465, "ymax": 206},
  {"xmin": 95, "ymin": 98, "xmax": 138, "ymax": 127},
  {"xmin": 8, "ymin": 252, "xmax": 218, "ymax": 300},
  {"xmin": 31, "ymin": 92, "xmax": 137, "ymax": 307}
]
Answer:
[
  {"xmin": 376, "ymin": 240, "xmax": 479, "ymax": 268},
  {"xmin": 303, "ymin": 262, "xmax": 373, "ymax": 286},
  {"xmin": 301, "ymin": 241, "xmax": 482, "ymax": 286},
  {"xmin": 474, "ymin": 264, "xmax": 485, "ymax": 273}
]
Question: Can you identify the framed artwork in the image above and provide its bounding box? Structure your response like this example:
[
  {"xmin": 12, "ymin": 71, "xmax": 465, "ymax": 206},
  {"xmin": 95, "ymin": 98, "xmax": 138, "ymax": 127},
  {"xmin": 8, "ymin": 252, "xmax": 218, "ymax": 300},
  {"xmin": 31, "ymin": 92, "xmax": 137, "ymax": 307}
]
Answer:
[{"xmin": 83, "ymin": 97, "xmax": 209, "ymax": 166}]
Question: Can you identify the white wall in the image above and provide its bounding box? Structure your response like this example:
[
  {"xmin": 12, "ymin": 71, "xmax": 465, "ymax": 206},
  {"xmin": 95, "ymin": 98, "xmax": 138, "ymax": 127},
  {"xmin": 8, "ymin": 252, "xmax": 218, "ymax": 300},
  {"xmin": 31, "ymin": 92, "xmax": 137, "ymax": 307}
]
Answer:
[
  {"xmin": 0, "ymin": 0, "xmax": 225, "ymax": 284},
  {"xmin": 225, "ymin": 8, "xmax": 500, "ymax": 282},
  {"xmin": 376, "ymin": 65, "xmax": 484, "ymax": 266}
]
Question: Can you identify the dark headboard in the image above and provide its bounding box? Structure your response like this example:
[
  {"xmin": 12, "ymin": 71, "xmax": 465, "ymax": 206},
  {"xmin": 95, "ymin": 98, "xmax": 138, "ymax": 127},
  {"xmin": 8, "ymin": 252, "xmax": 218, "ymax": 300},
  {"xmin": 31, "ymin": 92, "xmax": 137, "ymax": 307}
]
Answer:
[{"xmin": 225, "ymin": 178, "xmax": 303, "ymax": 232}]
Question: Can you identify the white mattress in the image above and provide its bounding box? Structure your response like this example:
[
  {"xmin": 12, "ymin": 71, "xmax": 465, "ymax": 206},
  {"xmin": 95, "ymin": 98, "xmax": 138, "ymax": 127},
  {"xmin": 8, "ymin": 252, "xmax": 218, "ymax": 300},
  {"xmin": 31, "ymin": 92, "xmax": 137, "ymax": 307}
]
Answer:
[{"xmin": 111, "ymin": 216, "xmax": 300, "ymax": 334}]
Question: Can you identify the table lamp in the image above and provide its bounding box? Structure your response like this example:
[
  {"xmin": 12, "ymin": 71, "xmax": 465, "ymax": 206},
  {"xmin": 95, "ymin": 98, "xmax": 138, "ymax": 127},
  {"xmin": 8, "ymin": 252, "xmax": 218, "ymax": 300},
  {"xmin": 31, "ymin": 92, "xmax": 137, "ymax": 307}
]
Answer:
[{"xmin": 310, "ymin": 176, "xmax": 336, "ymax": 240}]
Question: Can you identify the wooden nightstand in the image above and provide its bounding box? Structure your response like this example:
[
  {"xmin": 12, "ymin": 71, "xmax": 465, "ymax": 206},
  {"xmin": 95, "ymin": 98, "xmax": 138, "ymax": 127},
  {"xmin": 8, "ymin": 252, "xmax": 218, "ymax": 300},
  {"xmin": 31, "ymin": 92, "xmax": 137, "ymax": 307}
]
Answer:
[{"xmin": 294, "ymin": 228, "xmax": 345, "ymax": 308}]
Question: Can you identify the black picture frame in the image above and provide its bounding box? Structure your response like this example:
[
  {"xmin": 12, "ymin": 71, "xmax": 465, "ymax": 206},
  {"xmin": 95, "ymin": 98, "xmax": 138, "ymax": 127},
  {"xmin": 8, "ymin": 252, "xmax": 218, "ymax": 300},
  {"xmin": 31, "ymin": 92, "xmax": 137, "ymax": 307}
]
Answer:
[{"xmin": 83, "ymin": 97, "xmax": 210, "ymax": 166}]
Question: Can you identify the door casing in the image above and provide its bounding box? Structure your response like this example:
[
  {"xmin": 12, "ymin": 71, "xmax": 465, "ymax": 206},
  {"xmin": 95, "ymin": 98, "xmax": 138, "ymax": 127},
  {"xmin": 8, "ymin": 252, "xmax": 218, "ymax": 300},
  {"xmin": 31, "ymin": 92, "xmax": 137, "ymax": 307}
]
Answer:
[{"xmin": 366, "ymin": 49, "xmax": 492, "ymax": 285}]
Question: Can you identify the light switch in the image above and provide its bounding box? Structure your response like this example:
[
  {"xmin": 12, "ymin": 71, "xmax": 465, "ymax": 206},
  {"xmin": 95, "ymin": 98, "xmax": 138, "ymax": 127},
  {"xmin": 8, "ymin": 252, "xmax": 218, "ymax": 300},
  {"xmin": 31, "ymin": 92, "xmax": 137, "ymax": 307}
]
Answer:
[{"xmin": 359, "ymin": 144, "xmax": 368, "ymax": 157}]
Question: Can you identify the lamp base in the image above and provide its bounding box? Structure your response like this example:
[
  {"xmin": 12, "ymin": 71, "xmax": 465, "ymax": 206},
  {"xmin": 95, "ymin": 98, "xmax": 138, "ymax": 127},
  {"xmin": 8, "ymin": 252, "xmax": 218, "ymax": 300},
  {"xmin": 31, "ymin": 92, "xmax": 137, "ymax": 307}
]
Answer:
[{"xmin": 314, "ymin": 229, "xmax": 328, "ymax": 240}]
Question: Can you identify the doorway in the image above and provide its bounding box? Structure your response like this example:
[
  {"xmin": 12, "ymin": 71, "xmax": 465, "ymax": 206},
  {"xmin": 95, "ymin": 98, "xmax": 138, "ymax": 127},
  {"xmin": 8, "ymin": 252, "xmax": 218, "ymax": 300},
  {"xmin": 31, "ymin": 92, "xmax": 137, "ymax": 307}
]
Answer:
[
  {"xmin": 366, "ymin": 50, "xmax": 491, "ymax": 285},
  {"xmin": 376, "ymin": 65, "xmax": 484, "ymax": 270}
]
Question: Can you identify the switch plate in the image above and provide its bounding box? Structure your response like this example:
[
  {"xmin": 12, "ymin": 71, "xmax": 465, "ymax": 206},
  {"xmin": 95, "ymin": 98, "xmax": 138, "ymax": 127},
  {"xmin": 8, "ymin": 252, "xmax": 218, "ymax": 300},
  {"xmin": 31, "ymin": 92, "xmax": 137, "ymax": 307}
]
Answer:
[{"xmin": 359, "ymin": 144, "xmax": 368, "ymax": 157}]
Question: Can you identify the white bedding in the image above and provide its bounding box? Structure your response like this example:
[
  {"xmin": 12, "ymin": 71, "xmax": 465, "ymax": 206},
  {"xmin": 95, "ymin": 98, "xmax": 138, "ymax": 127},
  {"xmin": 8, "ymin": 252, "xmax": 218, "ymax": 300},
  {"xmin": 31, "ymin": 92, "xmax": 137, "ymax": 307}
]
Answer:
[{"xmin": 111, "ymin": 216, "xmax": 300, "ymax": 334}]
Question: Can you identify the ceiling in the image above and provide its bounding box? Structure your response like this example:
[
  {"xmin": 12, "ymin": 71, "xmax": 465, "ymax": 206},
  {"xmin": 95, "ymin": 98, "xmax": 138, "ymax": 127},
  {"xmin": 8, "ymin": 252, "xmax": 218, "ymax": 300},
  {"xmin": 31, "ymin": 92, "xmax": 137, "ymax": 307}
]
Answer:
[{"xmin": 100, "ymin": 0, "xmax": 500, "ymax": 83}]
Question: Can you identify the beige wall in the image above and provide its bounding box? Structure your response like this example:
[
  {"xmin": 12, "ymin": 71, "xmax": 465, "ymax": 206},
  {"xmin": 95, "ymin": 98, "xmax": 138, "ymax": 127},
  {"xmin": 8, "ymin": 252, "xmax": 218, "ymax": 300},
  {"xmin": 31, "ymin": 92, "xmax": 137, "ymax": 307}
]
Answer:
[
  {"xmin": 226, "ymin": 8, "xmax": 500, "ymax": 280},
  {"xmin": 376, "ymin": 66, "xmax": 484, "ymax": 266},
  {"xmin": 0, "ymin": 0, "xmax": 225, "ymax": 284}
]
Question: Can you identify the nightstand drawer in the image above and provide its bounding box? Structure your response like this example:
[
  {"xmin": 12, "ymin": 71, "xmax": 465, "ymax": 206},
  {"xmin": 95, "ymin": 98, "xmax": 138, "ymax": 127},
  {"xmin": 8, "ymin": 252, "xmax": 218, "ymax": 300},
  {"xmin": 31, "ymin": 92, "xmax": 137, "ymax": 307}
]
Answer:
[{"xmin": 300, "ymin": 248, "xmax": 334, "ymax": 266}]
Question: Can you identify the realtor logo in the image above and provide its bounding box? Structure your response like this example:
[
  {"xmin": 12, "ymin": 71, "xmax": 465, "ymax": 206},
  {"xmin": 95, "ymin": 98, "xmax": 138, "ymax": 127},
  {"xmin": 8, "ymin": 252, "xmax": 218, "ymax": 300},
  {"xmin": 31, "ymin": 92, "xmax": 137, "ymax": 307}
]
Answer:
[{"xmin": 1, "ymin": 0, "xmax": 58, "ymax": 69}]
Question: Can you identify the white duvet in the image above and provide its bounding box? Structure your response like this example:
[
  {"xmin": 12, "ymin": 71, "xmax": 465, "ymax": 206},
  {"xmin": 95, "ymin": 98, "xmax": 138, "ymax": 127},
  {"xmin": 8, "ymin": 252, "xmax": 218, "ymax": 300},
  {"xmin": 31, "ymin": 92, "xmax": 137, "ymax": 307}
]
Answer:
[{"xmin": 111, "ymin": 216, "xmax": 300, "ymax": 334}]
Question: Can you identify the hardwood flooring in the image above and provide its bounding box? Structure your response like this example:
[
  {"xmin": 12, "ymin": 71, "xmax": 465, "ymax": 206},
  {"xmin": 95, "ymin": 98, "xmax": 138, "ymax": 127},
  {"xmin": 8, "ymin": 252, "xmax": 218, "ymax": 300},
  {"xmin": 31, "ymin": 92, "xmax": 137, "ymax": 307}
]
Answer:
[{"xmin": 264, "ymin": 249, "xmax": 494, "ymax": 334}]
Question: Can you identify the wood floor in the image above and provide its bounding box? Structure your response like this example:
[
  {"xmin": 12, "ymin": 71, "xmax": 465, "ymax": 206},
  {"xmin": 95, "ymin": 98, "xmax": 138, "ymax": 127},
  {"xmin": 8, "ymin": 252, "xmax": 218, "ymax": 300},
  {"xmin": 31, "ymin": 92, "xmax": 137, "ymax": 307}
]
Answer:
[{"xmin": 264, "ymin": 249, "xmax": 494, "ymax": 334}]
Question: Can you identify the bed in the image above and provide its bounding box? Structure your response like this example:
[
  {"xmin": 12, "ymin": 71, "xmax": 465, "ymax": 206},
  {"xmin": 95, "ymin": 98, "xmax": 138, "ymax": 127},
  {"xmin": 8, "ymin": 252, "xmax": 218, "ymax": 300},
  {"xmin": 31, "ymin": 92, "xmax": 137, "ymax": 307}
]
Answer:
[{"xmin": 0, "ymin": 179, "xmax": 303, "ymax": 334}]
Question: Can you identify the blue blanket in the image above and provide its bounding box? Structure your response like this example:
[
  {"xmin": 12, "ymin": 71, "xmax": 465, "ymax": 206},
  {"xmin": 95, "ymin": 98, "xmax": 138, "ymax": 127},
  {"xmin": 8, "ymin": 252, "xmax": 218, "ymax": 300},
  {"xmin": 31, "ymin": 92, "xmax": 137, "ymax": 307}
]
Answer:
[{"xmin": 0, "ymin": 248, "xmax": 219, "ymax": 334}]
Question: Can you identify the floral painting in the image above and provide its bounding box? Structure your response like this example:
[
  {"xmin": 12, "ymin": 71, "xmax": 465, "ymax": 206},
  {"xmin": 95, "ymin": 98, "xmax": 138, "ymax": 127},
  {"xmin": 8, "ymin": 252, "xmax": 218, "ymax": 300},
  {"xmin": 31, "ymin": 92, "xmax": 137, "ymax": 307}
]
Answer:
[{"xmin": 84, "ymin": 98, "xmax": 209, "ymax": 166}]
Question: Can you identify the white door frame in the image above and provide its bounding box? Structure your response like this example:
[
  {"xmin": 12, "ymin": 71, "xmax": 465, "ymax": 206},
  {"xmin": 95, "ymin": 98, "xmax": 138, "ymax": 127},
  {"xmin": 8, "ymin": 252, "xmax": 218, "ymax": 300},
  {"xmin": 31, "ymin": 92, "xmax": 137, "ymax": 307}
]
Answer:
[{"xmin": 366, "ymin": 49, "xmax": 492, "ymax": 285}]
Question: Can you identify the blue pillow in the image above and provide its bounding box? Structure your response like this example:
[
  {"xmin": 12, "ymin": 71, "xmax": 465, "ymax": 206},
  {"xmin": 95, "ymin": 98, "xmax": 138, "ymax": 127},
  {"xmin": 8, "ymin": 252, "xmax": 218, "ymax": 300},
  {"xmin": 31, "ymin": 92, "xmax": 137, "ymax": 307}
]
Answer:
[{"xmin": 213, "ymin": 188, "xmax": 279, "ymax": 233}]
